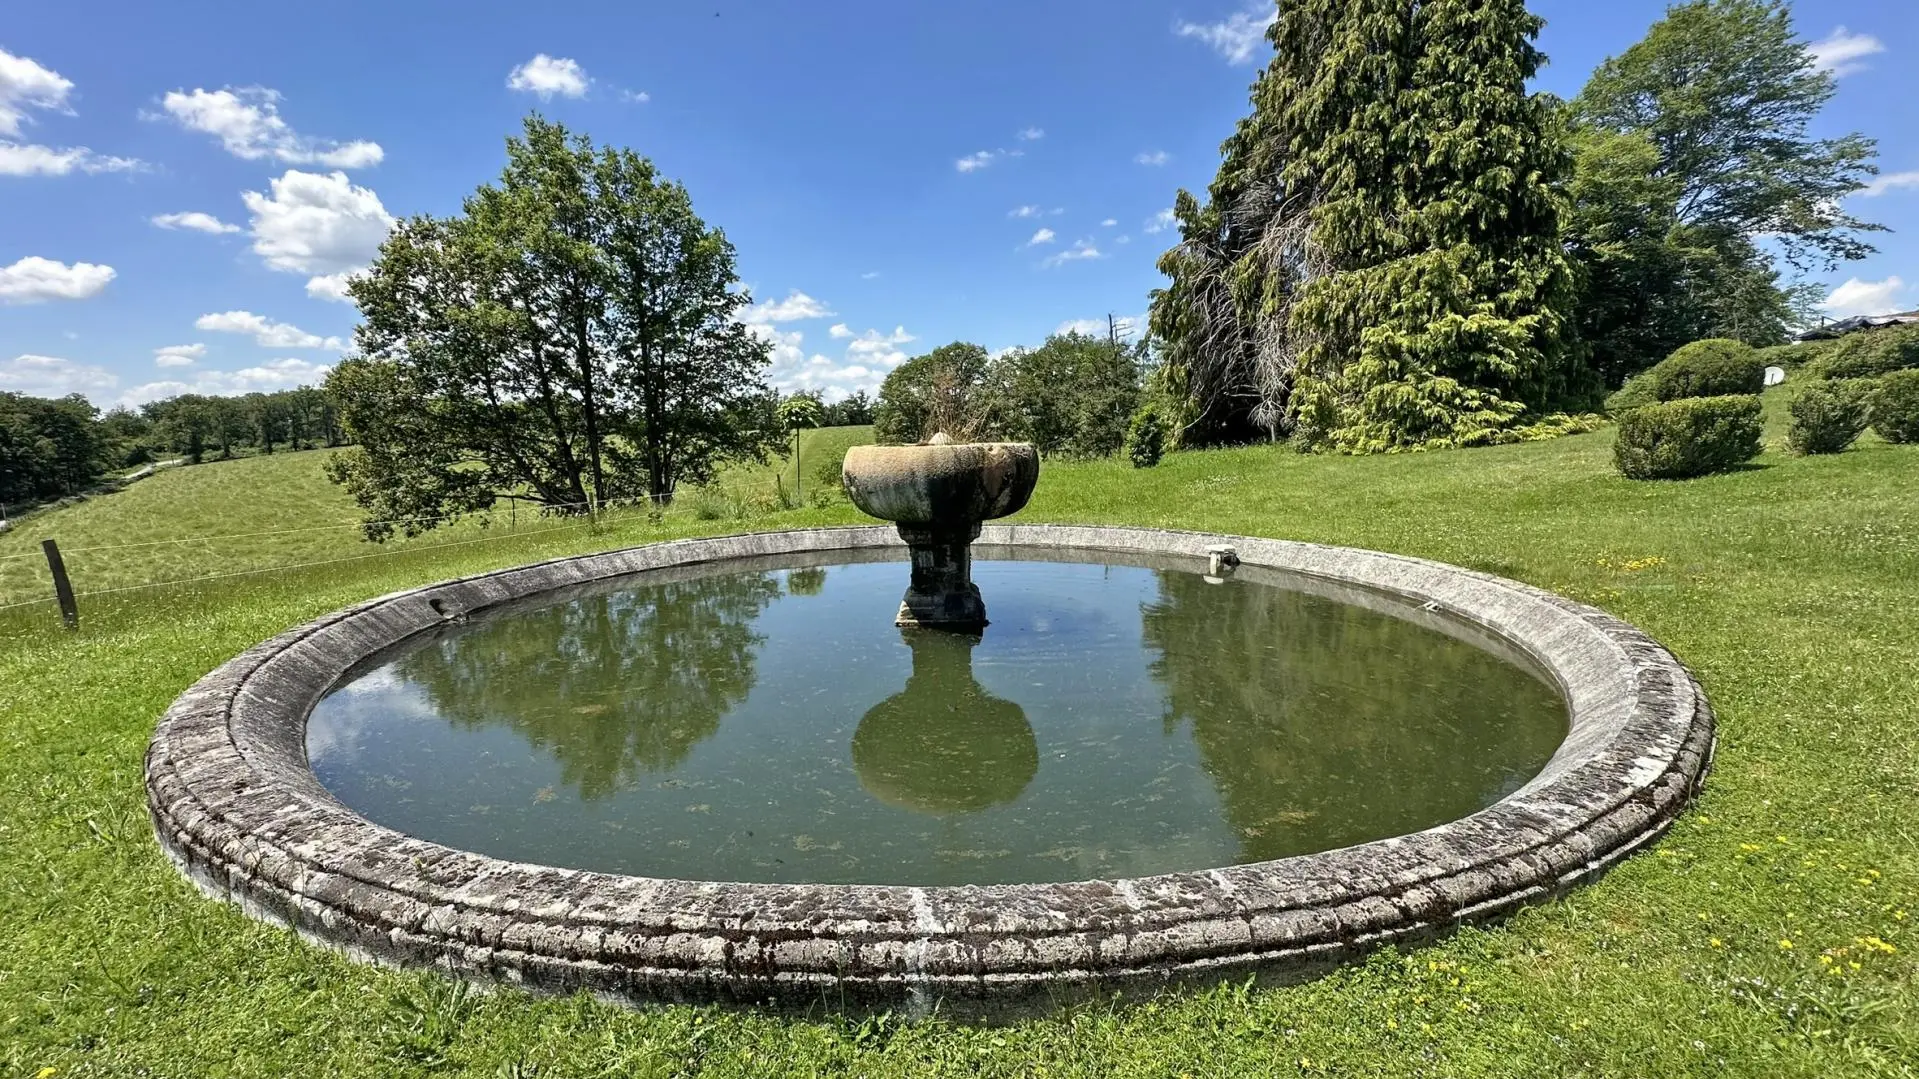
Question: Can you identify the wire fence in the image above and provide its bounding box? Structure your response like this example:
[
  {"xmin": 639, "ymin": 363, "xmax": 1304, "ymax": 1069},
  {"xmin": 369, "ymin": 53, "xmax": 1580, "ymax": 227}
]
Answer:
[{"xmin": 0, "ymin": 473, "xmax": 845, "ymax": 622}]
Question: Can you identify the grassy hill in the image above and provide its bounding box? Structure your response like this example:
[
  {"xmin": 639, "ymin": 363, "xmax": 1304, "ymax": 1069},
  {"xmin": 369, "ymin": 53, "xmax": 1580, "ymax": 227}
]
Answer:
[
  {"xmin": 3, "ymin": 391, "xmax": 1915, "ymax": 1076},
  {"xmin": 0, "ymin": 426, "xmax": 876, "ymax": 608}
]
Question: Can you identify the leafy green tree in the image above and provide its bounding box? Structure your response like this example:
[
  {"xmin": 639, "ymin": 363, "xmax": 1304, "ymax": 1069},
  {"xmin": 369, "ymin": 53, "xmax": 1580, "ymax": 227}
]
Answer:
[
  {"xmin": 1563, "ymin": 0, "xmax": 1879, "ymax": 371},
  {"xmin": 1148, "ymin": 120, "xmax": 1303, "ymax": 445},
  {"xmin": 143, "ymin": 395, "xmax": 213, "ymax": 464},
  {"xmin": 825, "ymin": 390, "xmax": 875, "ymax": 427},
  {"xmin": 873, "ymin": 342, "xmax": 993, "ymax": 444},
  {"xmin": 1286, "ymin": 0, "xmax": 1586, "ymax": 452},
  {"xmin": 208, "ymin": 396, "xmax": 250, "ymax": 459},
  {"xmin": 1572, "ymin": 0, "xmax": 1880, "ymax": 274},
  {"xmin": 988, "ymin": 331, "xmax": 1141, "ymax": 457},
  {"xmin": 0, "ymin": 392, "xmax": 107, "ymax": 504},
  {"xmin": 329, "ymin": 116, "xmax": 778, "ymax": 537},
  {"xmin": 1154, "ymin": 0, "xmax": 1584, "ymax": 452}
]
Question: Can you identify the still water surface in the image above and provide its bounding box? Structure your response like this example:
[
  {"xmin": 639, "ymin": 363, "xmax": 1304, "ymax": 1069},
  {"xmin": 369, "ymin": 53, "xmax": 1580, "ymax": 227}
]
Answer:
[{"xmin": 308, "ymin": 551, "xmax": 1566, "ymax": 886}]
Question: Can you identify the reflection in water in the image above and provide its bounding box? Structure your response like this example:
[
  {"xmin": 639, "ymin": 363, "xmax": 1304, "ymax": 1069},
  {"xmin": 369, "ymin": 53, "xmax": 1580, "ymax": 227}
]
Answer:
[
  {"xmin": 397, "ymin": 571, "xmax": 781, "ymax": 799},
  {"xmin": 1140, "ymin": 570, "xmax": 1567, "ymax": 862},
  {"xmin": 308, "ymin": 556, "xmax": 1567, "ymax": 885},
  {"xmin": 852, "ymin": 630, "xmax": 1037, "ymax": 815}
]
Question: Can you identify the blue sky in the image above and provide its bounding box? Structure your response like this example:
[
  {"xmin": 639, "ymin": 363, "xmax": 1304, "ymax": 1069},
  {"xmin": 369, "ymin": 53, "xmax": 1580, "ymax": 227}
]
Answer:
[{"xmin": 3, "ymin": 0, "xmax": 1915, "ymax": 408}]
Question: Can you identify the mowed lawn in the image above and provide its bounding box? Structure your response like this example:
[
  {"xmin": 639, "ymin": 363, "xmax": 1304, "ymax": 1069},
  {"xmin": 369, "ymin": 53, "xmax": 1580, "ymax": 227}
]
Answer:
[
  {"xmin": 0, "ymin": 426, "xmax": 876, "ymax": 610},
  {"xmin": 2, "ymin": 391, "xmax": 1915, "ymax": 1077}
]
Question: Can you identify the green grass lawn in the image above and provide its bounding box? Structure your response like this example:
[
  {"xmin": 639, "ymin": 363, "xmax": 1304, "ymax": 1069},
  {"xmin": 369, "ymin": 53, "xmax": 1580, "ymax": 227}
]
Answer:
[
  {"xmin": 0, "ymin": 427, "xmax": 876, "ymax": 610},
  {"xmin": 2, "ymin": 394, "xmax": 1915, "ymax": 1077}
]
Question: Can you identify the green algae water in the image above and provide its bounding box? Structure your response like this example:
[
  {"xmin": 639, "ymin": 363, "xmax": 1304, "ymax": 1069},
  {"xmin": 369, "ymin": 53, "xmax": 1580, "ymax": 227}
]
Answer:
[{"xmin": 307, "ymin": 550, "xmax": 1566, "ymax": 886}]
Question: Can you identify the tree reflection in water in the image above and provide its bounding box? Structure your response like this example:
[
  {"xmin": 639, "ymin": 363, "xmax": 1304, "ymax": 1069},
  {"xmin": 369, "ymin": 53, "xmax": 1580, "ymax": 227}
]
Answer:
[
  {"xmin": 397, "ymin": 571, "xmax": 782, "ymax": 800},
  {"xmin": 851, "ymin": 629, "xmax": 1038, "ymax": 815},
  {"xmin": 1140, "ymin": 570, "xmax": 1566, "ymax": 862}
]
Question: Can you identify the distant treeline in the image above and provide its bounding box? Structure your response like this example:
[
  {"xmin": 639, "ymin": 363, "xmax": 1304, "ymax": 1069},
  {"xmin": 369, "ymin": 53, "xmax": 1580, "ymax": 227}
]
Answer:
[{"xmin": 0, "ymin": 386, "xmax": 341, "ymax": 509}]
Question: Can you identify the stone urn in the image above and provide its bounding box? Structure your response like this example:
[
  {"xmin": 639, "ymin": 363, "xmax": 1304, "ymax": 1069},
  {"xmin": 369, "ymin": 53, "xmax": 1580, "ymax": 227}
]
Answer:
[{"xmin": 840, "ymin": 436, "xmax": 1040, "ymax": 630}]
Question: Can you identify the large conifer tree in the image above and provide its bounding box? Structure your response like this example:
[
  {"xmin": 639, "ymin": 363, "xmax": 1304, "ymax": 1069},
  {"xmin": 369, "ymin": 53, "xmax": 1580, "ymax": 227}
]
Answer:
[{"xmin": 1151, "ymin": 0, "xmax": 1586, "ymax": 452}]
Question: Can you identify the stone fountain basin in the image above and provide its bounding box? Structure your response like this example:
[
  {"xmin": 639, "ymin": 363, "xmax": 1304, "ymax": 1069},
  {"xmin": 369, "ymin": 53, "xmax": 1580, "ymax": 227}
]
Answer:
[
  {"xmin": 144, "ymin": 525, "xmax": 1713, "ymax": 1017},
  {"xmin": 841, "ymin": 442, "xmax": 1040, "ymax": 525}
]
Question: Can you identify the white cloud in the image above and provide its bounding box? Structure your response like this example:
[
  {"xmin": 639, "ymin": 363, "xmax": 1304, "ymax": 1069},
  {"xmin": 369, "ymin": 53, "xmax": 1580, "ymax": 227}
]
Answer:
[
  {"xmin": 860, "ymin": 271, "xmax": 881, "ymax": 280},
  {"xmin": 152, "ymin": 211, "xmax": 241, "ymax": 234},
  {"xmin": 1136, "ymin": 150, "xmax": 1170, "ymax": 166},
  {"xmin": 744, "ymin": 289, "xmax": 833, "ymax": 322},
  {"xmin": 844, "ymin": 325, "xmax": 915, "ymax": 362},
  {"xmin": 196, "ymin": 310, "xmax": 342, "ymax": 350},
  {"xmin": 159, "ymin": 87, "xmax": 383, "ymax": 168},
  {"xmin": 305, "ymin": 270, "xmax": 364, "ymax": 303},
  {"xmin": 1041, "ymin": 240, "xmax": 1103, "ymax": 268},
  {"xmin": 1144, "ymin": 208, "xmax": 1176, "ymax": 234},
  {"xmin": 1819, "ymin": 277, "xmax": 1911, "ymax": 319},
  {"xmin": 1174, "ymin": 3, "xmax": 1277, "ymax": 65},
  {"xmin": 0, "ymin": 50, "xmax": 144, "ymax": 175},
  {"xmin": 0, "ymin": 143, "xmax": 139, "ymax": 176},
  {"xmin": 1860, "ymin": 170, "xmax": 1919, "ymax": 197},
  {"xmin": 154, "ymin": 343, "xmax": 205, "ymax": 367},
  {"xmin": 956, "ymin": 150, "xmax": 1001, "ymax": 173},
  {"xmin": 765, "ymin": 325, "xmax": 917, "ymax": 401},
  {"xmin": 243, "ymin": 169, "xmax": 394, "ymax": 276},
  {"xmin": 828, "ymin": 323, "xmax": 853, "ymax": 339},
  {"xmin": 0, "ymin": 256, "xmax": 115, "ymax": 304},
  {"xmin": 1808, "ymin": 28, "xmax": 1884, "ymax": 78},
  {"xmin": 507, "ymin": 55, "xmax": 590, "ymax": 99},
  {"xmin": 620, "ymin": 89, "xmax": 650, "ymax": 104},
  {"xmin": 1026, "ymin": 228, "xmax": 1057, "ymax": 247},
  {"xmin": 1009, "ymin": 205, "xmax": 1043, "ymax": 218},
  {"xmin": 1018, "ymin": 127, "xmax": 1045, "ymax": 141},
  {"xmin": 1101, "ymin": 218, "xmax": 1119, "ymax": 227},
  {"xmin": 0, "ymin": 354, "xmax": 116, "ymax": 396},
  {"xmin": 0, "ymin": 47, "xmax": 73, "ymax": 137},
  {"xmin": 119, "ymin": 358, "xmax": 334, "ymax": 407},
  {"xmin": 2, "ymin": 350, "xmax": 331, "ymax": 406}
]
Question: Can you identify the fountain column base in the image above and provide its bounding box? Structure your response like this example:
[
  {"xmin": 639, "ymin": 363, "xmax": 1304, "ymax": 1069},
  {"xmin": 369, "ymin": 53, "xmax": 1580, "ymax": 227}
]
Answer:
[{"xmin": 895, "ymin": 523, "xmax": 987, "ymax": 631}]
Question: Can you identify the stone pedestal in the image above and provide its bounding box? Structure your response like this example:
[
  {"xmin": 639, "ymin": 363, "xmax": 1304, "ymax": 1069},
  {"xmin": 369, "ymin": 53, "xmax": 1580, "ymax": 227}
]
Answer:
[{"xmin": 896, "ymin": 522, "xmax": 987, "ymax": 629}]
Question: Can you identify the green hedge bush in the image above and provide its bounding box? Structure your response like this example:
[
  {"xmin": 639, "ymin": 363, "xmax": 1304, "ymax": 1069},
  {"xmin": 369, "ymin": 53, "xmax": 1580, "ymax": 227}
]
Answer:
[
  {"xmin": 1755, "ymin": 340, "xmax": 1831, "ymax": 371},
  {"xmin": 1604, "ymin": 371, "xmax": 1658, "ymax": 415},
  {"xmin": 1650, "ymin": 339, "xmax": 1764, "ymax": 401},
  {"xmin": 1785, "ymin": 379, "xmax": 1873, "ymax": 455},
  {"xmin": 1872, "ymin": 370, "xmax": 1919, "ymax": 444},
  {"xmin": 1125, "ymin": 405, "xmax": 1167, "ymax": 468},
  {"xmin": 1613, "ymin": 395, "xmax": 1764, "ymax": 479},
  {"xmin": 1816, "ymin": 324, "xmax": 1919, "ymax": 380}
]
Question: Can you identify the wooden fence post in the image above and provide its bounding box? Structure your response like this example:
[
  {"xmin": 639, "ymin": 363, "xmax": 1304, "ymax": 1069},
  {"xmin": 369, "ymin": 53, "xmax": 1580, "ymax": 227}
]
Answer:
[{"xmin": 42, "ymin": 539, "xmax": 78, "ymax": 630}]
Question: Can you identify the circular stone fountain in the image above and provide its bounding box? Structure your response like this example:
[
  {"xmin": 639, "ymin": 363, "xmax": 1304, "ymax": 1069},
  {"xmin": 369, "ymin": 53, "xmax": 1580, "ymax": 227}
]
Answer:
[{"xmin": 146, "ymin": 510, "xmax": 1712, "ymax": 1012}]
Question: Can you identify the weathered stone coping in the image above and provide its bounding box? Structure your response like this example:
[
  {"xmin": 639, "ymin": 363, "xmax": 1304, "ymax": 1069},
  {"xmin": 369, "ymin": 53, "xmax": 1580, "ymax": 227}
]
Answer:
[{"xmin": 145, "ymin": 525, "xmax": 1713, "ymax": 1016}]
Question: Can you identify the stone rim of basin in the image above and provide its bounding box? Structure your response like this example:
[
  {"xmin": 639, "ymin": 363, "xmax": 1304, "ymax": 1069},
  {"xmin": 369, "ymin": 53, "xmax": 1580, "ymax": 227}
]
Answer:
[{"xmin": 143, "ymin": 525, "xmax": 1714, "ymax": 1016}]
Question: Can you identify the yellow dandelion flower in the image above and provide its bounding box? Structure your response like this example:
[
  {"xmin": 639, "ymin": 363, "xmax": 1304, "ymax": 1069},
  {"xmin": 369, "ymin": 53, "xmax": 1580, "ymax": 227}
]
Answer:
[
  {"xmin": 1709, "ymin": 937, "xmax": 1724, "ymax": 948},
  {"xmin": 1779, "ymin": 939, "xmax": 1794, "ymax": 950}
]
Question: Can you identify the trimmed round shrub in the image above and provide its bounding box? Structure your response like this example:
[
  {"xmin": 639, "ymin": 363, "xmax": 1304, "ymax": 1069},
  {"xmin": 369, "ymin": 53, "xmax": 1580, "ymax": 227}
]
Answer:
[
  {"xmin": 1755, "ymin": 340, "xmax": 1832, "ymax": 371},
  {"xmin": 1817, "ymin": 324, "xmax": 1919, "ymax": 380},
  {"xmin": 1125, "ymin": 405, "xmax": 1166, "ymax": 468},
  {"xmin": 1872, "ymin": 369, "xmax": 1919, "ymax": 444},
  {"xmin": 1650, "ymin": 339, "xmax": 1764, "ymax": 401},
  {"xmin": 1613, "ymin": 395, "xmax": 1763, "ymax": 480},
  {"xmin": 1604, "ymin": 371, "xmax": 1657, "ymax": 415},
  {"xmin": 1785, "ymin": 379, "xmax": 1873, "ymax": 455}
]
